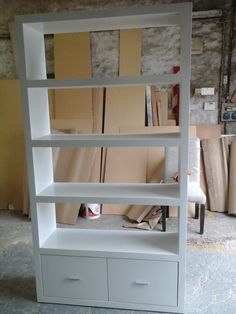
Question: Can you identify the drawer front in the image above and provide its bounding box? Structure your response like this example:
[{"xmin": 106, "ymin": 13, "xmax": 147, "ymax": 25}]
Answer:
[
  {"xmin": 41, "ymin": 255, "xmax": 108, "ymax": 300},
  {"xmin": 108, "ymin": 258, "xmax": 178, "ymax": 306}
]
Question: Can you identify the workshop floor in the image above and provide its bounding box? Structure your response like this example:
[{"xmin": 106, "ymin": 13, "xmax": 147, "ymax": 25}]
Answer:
[{"xmin": 0, "ymin": 209, "xmax": 236, "ymax": 314}]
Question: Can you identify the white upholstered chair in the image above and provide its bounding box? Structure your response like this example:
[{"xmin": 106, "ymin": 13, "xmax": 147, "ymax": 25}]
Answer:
[{"xmin": 162, "ymin": 137, "xmax": 206, "ymax": 234}]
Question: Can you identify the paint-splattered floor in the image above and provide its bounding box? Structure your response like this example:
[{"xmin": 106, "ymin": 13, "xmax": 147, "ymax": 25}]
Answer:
[{"xmin": 0, "ymin": 209, "xmax": 236, "ymax": 314}]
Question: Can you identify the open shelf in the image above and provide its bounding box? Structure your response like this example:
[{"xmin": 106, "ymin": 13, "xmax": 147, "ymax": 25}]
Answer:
[
  {"xmin": 36, "ymin": 182, "xmax": 180, "ymax": 206},
  {"xmin": 26, "ymin": 74, "xmax": 182, "ymax": 88},
  {"xmin": 40, "ymin": 228, "xmax": 179, "ymax": 261},
  {"xmin": 32, "ymin": 133, "xmax": 181, "ymax": 147}
]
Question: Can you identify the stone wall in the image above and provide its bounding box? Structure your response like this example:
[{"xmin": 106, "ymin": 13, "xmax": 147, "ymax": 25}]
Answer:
[{"xmin": 0, "ymin": 0, "xmax": 235, "ymax": 130}]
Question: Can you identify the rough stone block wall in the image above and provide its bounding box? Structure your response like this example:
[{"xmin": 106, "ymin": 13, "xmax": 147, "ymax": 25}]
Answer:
[{"xmin": 0, "ymin": 0, "xmax": 235, "ymax": 130}]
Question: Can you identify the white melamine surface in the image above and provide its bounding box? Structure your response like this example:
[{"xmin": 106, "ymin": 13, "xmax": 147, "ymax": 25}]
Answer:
[
  {"xmin": 17, "ymin": 3, "xmax": 192, "ymax": 312},
  {"xmin": 108, "ymin": 258, "xmax": 178, "ymax": 306},
  {"xmin": 40, "ymin": 229, "xmax": 179, "ymax": 260},
  {"xmin": 27, "ymin": 74, "xmax": 182, "ymax": 87},
  {"xmin": 32, "ymin": 133, "xmax": 181, "ymax": 147},
  {"xmin": 36, "ymin": 183, "xmax": 180, "ymax": 206},
  {"xmin": 16, "ymin": 4, "xmax": 188, "ymax": 34},
  {"xmin": 41, "ymin": 255, "xmax": 108, "ymax": 300}
]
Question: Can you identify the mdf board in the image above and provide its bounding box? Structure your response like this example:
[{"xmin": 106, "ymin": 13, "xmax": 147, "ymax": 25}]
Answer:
[
  {"xmin": 104, "ymin": 86, "xmax": 145, "ymax": 133},
  {"xmin": 51, "ymin": 119, "xmax": 93, "ymax": 132},
  {"xmin": 102, "ymin": 147, "xmax": 147, "ymax": 215},
  {"xmin": 119, "ymin": 29, "xmax": 141, "ymax": 76},
  {"xmin": 54, "ymin": 33, "xmax": 92, "ymax": 119},
  {"xmin": 228, "ymin": 140, "xmax": 236, "ymax": 215},
  {"xmin": 202, "ymin": 138, "xmax": 228, "ymax": 212},
  {"xmin": 54, "ymin": 33, "xmax": 91, "ymax": 78},
  {"xmin": 156, "ymin": 91, "xmax": 168, "ymax": 126},
  {"xmin": 196, "ymin": 124, "xmax": 222, "ymax": 209},
  {"xmin": 103, "ymin": 28, "xmax": 145, "ymax": 214},
  {"xmin": 90, "ymin": 88, "xmax": 104, "ymax": 183},
  {"xmin": 54, "ymin": 89, "xmax": 92, "ymax": 119},
  {"xmin": 120, "ymin": 126, "xmax": 196, "ymax": 183},
  {"xmin": 0, "ymin": 80, "xmax": 25, "ymax": 209},
  {"xmin": 104, "ymin": 27, "xmax": 144, "ymax": 134},
  {"xmin": 53, "ymin": 120, "xmax": 96, "ymax": 224},
  {"xmin": 196, "ymin": 124, "xmax": 221, "ymax": 140}
]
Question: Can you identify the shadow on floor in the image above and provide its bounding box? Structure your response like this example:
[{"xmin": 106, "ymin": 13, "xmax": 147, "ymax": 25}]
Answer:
[{"xmin": 0, "ymin": 277, "xmax": 36, "ymax": 302}]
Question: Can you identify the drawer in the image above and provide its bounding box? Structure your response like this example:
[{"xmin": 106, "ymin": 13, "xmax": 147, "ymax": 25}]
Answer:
[
  {"xmin": 108, "ymin": 258, "xmax": 178, "ymax": 306},
  {"xmin": 41, "ymin": 255, "xmax": 108, "ymax": 300}
]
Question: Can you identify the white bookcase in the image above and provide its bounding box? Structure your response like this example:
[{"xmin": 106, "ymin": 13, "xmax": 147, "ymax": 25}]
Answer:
[{"xmin": 16, "ymin": 3, "xmax": 192, "ymax": 313}]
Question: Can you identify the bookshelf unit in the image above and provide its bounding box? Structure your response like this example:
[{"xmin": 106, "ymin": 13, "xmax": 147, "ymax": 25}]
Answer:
[{"xmin": 16, "ymin": 3, "xmax": 192, "ymax": 312}]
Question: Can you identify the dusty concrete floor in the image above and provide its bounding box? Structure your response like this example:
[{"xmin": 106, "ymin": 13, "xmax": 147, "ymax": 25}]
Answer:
[{"xmin": 0, "ymin": 209, "xmax": 236, "ymax": 314}]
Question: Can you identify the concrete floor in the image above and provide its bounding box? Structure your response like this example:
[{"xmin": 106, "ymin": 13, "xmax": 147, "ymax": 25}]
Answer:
[{"xmin": 0, "ymin": 209, "xmax": 236, "ymax": 314}]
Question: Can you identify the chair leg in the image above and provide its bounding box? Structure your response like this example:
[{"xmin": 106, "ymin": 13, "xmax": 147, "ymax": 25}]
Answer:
[
  {"xmin": 195, "ymin": 203, "xmax": 199, "ymax": 219},
  {"xmin": 200, "ymin": 204, "xmax": 205, "ymax": 235},
  {"xmin": 166, "ymin": 206, "xmax": 169, "ymax": 218},
  {"xmin": 161, "ymin": 206, "xmax": 167, "ymax": 232}
]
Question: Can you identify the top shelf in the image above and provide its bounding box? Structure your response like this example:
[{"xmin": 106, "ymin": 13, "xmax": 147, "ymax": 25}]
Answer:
[{"xmin": 15, "ymin": 3, "xmax": 191, "ymax": 34}]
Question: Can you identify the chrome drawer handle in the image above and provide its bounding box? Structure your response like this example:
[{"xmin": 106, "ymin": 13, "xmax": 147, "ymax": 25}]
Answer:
[
  {"xmin": 66, "ymin": 276, "xmax": 81, "ymax": 281},
  {"xmin": 134, "ymin": 281, "xmax": 150, "ymax": 286}
]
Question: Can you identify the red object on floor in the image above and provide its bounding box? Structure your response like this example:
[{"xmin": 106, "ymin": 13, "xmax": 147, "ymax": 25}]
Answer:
[{"xmin": 172, "ymin": 66, "xmax": 180, "ymax": 125}]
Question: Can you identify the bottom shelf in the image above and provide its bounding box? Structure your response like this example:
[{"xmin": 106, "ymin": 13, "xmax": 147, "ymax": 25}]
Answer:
[{"xmin": 40, "ymin": 228, "xmax": 179, "ymax": 260}]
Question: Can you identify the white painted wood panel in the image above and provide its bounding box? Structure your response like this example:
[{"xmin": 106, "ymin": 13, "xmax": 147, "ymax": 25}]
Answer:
[
  {"xmin": 36, "ymin": 203, "xmax": 56, "ymax": 246},
  {"xmin": 27, "ymin": 74, "xmax": 182, "ymax": 87},
  {"xmin": 32, "ymin": 133, "xmax": 181, "ymax": 147},
  {"xmin": 40, "ymin": 229, "xmax": 179, "ymax": 260},
  {"xmin": 36, "ymin": 182, "xmax": 180, "ymax": 206},
  {"xmin": 108, "ymin": 258, "xmax": 178, "ymax": 306},
  {"xmin": 22, "ymin": 25, "xmax": 46, "ymax": 80},
  {"xmin": 32, "ymin": 148, "xmax": 53, "ymax": 194},
  {"xmin": 41, "ymin": 255, "xmax": 108, "ymax": 300}
]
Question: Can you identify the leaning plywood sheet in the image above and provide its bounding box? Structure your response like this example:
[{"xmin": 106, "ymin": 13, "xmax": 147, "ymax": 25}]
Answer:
[
  {"xmin": 196, "ymin": 124, "xmax": 221, "ymax": 140},
  {"xmin": 54, "ymin": 33, "xmax": 91, "ymax": 77},
  {"xmin": 90, "ymin": 88, "xmax": 103, "ymax": 183},
  {"xmin": 54, "ymin": 89, "xmax": 92, "ymax": 119},
  {"xmin": 52, "ymin": 121, "xmax": 95, "ymax": 224},
  {"xmin": 156, "ymin": 91, "xmax": 168, "ymax": 126},
  {"xmin": 195, "ymin": 124, "xmax": 222, "ymax": 209},
  {"xmin": 51, "ymin": 119, "xmax": 93, "ymax": 133},
  {"xmin": 104, "ymin": 86, "xmax": 145, "ymax": 133},
  {"xmin": 55, "ymin": 147, "xmax": 97, "ymax": 224},
  {"xmin": 54, "ymin": 33, "xmax": 92, "ymax": 119},
  {"xmin": 202, "ymin": 138, "xmax": 228, "ymax": 212},
  {"xmin": 120, "ymin": 126, "xmax": 197, "ymax": 183},
  {"xmin": 119, "ymin": 29, "xmax": 141, "ymax": 76},
  {"xmin": 103, "ymin": 28, "xmax": 145, "ymax": 214},
  {"xmin": 102, "ymin": 147, "xmax": 147, "ymax": 215},
  {"xmin": 0, "ymin": 80, "xmax": 25, "ymax": 210},
  {"xmin": 228, "ymin": 140, "xmax": 236, "ymax": 215}
]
